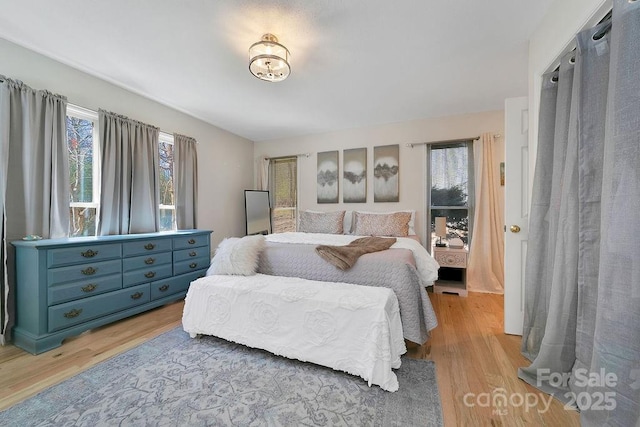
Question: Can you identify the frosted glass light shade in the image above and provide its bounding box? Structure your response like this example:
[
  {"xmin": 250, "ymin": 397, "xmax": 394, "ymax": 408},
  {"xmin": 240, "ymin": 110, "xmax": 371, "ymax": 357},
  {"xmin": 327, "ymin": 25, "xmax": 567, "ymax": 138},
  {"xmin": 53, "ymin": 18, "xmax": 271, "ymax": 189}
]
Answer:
[
  {"xmin": 435, "ymin": 217, "xmax": 447, "ymax": 238},
  {"xmin": 249, "ymin": 33, "xmax": 291, "ymax": 82}
]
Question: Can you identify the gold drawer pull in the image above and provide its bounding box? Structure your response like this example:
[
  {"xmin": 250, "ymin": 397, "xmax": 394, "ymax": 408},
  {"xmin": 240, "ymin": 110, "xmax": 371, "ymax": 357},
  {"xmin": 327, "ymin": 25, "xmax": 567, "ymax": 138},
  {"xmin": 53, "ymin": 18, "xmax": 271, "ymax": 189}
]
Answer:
[
  {"xmin": 81, "ymin": 284, "xmax": 97, "ymax": 292},
  {"xmin": 144, "ymin": 243, "xmax": 155, "ymax": 250},
  {"xmin": 64, "ymin": 308, "xmax": 82, "ymax": 318},
  {"xmin": 188, "ymin": 239, "xmax": 196, "ymax": 245},
  {"xmin": 189, "ymin": 251, "xmax": 197, "ymax": 257},
  {"xmin": 159, "ymin": 284, "xmax": 170, "ymax": 292},
  {"xmin": 145, "ymin": 271, "xmax": 156, "ymax": 278},
  {"xmin": 144, "ymin": 257, "xmax": 155, "ymax": 265},
  {"xmin": 81, "ymin": 249, "xmax": 98, "ymax": 258},
  {"xmin": 131, "ymin": 292, "xmax": 144, "ymax": 300},
  {"xmin": 81, "ymin": 267, "xmax": 97, "ymax": 275},
  {"xmin": 189, "ymin": 262, "xmax": 198, "ymax": 269}
]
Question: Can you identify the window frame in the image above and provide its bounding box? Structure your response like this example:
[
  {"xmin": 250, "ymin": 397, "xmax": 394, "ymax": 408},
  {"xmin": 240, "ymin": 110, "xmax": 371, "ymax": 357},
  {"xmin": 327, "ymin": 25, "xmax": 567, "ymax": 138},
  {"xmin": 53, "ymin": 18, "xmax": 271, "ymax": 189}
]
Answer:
[
  {"xmin": 66, "ymin": 105, "xmax": 178, "ymax": 235},
  {"xmin": 269, "ymin": 156, "xmax": 298, "ymax": 233},
  {"xmin": 67, "ymin": 104, "xmax": 101, "ymax": 237},
  {"xmin": 426, "ymin": 139, "xmax": 475, "ymax": 252}
]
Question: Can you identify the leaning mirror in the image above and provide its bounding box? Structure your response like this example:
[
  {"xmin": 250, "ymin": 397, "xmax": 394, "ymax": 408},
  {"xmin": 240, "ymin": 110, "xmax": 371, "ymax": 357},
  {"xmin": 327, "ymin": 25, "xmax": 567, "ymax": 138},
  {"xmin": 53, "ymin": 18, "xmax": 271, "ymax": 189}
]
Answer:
[{"xmin": 244, "ymin": 190, "xmax": 271, "ymax": 235}]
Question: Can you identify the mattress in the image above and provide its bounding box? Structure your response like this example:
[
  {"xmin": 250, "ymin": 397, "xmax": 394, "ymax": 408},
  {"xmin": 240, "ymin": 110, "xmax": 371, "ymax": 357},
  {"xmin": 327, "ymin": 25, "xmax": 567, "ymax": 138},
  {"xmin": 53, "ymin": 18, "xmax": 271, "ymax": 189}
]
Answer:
[{"xmin": 257, "ymin": 232, "xmax": 439, "ymax": 344}]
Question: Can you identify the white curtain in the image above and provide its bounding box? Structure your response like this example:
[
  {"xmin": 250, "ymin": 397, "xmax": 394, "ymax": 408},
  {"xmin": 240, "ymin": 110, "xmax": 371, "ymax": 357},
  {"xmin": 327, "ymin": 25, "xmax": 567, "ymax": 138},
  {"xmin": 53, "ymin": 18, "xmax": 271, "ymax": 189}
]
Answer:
[
  {"xmin": 174, "ymin": 133, "xmax": 198, "ymax": 230},
  {"xmin": 519, "ymin": 2, "xmax": 639, "ymax": 425},
  {"xmin": 467, "ymin": 132, "xmax": 504, "ymax": 293},
  {"xmin": 98, "ymin": 110, "xmax": 160, "ymax": 235},
  {"xmin": 257, "ymin": 157, "xmax": 270, "ymax": 191},
  {"xmin": 0, "ymin": 76, "xmax": 69, "ymax": 344}
]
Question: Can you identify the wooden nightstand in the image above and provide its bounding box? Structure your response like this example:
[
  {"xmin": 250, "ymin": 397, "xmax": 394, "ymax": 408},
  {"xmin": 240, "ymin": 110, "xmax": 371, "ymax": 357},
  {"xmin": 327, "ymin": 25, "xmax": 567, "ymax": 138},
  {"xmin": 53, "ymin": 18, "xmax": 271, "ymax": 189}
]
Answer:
[{"xmin": 432, "ymin": 246, "xmax": 468, "ymax": 297}]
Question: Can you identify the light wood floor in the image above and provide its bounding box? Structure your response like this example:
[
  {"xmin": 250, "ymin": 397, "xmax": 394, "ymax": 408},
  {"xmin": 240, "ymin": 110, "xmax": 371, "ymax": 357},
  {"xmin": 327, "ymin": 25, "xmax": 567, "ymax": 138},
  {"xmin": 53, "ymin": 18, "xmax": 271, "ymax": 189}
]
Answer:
[{"xmin": 0, "ymin": 292, "xmax": 579, "ymax": 426}]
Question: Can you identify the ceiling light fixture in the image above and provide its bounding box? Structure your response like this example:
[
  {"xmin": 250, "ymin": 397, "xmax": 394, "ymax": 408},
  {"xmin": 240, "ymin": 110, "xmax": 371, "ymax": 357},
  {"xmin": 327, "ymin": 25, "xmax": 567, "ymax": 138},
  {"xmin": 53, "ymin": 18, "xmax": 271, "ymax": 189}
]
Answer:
[{"xmin": 249, "ymin": 33, "xmax": 291, "ymax": 82}]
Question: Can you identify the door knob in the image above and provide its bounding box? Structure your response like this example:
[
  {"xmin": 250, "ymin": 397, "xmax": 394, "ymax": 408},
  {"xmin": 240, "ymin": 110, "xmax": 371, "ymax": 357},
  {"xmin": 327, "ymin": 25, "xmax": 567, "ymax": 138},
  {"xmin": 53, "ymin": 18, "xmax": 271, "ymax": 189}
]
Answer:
[{"xmin": 510, "ymin": 225, "xmax": 521, "ymax": 233}]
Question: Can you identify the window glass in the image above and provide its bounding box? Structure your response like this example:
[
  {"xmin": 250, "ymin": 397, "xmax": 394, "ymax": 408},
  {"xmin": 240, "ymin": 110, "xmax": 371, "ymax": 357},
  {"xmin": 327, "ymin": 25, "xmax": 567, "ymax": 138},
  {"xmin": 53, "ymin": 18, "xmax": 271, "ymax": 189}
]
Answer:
[
  {"xmin": 159, "ymin": 134, "xmax": 176, "ymax": 231},
  {"xmin": 430, "ymin": 143, "xmax": 468, "ymax": 206},
  {"xmin": 67, "ymin": 107, "xmax": 99, "ymax": 237},
  {"xmin": 270, "ymin": 157, "xmax": 297, "ymax": 233}
]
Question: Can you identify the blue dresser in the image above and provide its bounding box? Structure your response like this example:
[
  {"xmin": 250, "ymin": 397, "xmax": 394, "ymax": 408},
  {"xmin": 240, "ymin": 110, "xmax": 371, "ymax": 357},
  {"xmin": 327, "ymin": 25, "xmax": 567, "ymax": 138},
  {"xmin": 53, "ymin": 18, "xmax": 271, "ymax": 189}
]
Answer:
[{"xmin": 12, "ymin": 230, "xmax": 212, "ymax": 354}]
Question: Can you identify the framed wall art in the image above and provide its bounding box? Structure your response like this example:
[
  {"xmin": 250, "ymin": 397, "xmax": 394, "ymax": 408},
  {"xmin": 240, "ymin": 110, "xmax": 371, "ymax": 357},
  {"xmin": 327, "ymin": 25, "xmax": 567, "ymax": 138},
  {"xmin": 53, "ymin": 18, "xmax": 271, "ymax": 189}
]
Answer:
[
  {"xmin": 343, "ymin": 147, "xmax": 367, "ymax": 203},
  {"xmin": 373, "ymin": 144, "xmax": 399, "ymax": 202},
  {"xmin": 317, "ymin": 150, "xmax": 339, "ymax": 203}
]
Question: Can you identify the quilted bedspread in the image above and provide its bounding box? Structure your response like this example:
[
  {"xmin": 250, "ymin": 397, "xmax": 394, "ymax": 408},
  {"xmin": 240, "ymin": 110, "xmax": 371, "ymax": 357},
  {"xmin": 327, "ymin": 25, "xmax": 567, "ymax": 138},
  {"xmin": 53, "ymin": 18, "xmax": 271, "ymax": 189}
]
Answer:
[
  {"xmin": 182, "ymin": 274, "xmax": 407, "ymax": 391},
  {"xmin": 258, "ymin": 232, "xmax": 439, "ymax": 344}
]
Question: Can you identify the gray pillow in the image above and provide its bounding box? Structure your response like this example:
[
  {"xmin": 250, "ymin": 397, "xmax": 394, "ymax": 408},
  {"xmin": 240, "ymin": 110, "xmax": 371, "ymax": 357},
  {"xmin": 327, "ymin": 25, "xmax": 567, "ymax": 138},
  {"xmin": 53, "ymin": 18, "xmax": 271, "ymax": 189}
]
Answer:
[{"xmin": 298, "ymin": 210, "xmax": 346, "ymax": 234}]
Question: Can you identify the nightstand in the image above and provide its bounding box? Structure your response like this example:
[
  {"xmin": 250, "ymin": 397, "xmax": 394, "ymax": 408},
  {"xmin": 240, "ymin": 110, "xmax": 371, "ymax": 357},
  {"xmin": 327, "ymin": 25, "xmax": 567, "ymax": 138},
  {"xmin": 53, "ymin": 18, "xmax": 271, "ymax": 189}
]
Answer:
[{"xmin": 432, "ymin": 246, "xmax": 468, "ymax": 297}]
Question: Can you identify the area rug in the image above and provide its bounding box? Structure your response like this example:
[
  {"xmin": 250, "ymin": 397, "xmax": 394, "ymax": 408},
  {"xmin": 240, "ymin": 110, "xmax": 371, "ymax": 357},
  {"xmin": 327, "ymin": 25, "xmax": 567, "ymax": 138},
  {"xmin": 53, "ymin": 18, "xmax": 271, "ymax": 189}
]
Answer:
[{"xmin": 2, "ymin": 327, "xmax": 443, "ymax": 426}]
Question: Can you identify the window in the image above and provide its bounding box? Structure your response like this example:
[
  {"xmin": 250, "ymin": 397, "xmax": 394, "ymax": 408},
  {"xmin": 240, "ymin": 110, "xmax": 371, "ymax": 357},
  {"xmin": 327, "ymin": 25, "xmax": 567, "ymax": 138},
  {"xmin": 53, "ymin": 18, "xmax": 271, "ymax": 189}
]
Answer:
[
  {"xmin": 67, "ymin": 105, "xmax": 100, "ymax": 237},
  {"xmin": 66, "ymin": 105, "xmax": 177, "ymax": 236},
  {"xmin": 270, "ymin": 157, "xmax": 297, "ymax": 233},
  {"xmin": 158, "ymin": 132, "xmax": 176, "ymax": 231},
  {"xmin": 427, "ymin": 141, "xmax": 474, "ymax": 249}
]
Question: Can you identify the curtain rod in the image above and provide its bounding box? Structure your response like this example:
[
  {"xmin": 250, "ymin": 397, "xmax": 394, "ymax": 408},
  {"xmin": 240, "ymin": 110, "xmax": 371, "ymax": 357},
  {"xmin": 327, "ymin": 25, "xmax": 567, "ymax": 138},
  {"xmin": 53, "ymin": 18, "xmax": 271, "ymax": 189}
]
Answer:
[
  {"xmin": 546, "ymin": 6, "xmax": 612, "ymax": 74},
  {"xmin": 264, "ymin": 153, "xmax": 310, "ymax": 160},
  {"xmin": 598, "ymin": 9, "xmax": 612, "ymax": 25},
  {"xmin": 406, "ymin": 134, "xmax": 500, "ymax": 148}
]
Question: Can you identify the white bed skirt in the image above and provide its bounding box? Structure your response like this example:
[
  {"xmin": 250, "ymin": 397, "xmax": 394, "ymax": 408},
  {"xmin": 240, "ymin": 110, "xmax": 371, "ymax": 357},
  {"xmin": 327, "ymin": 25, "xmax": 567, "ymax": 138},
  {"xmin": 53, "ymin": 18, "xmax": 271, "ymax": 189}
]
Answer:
[{"xmin": 182, "ymin": 274, "xmax": 407, "ymax": 391}]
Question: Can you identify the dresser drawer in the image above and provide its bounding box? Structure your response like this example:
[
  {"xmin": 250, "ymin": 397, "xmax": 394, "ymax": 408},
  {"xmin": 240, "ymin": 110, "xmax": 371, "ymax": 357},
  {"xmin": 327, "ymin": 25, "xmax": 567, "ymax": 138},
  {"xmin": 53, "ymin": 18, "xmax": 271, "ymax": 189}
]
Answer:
[
  {"xmin": 48, "ymin": 274, "xmax": 123, "ymax": 305},
  {"xmin": 434, "ymin": 251, "xmax": 467, "ymax": 268},
  {"xmin": 48, "ymin": 259, "xmax": 122, "ymax": 287},
  {"xmin": 173, "ymin": 247, "xmax": 209, "ymax": 263},
  {"xmin": 174, "ymin": 256, "xmax": 209, "ymax": 276},
  {"xmin": 123, "ymin": 252, "xmax": 172, "ymax": 272},
  {"xmin": 123, "ymin": 263, "xmax": 173, "ymax": 288},
  {"xmin": 48, "ymin": 283, "xmax": 150, "ymax": 332},
  {"xmin": 150, "ymin": 270, "xmax": 205, "ymax": 300},
  {"xmin": 173, "ymin": 235, "xmax": 208, "ymax": 250},
  {"xmin": 122, "ymin": 238, "xmax": 172, "ymax": 257},
  {"xmin": 47, "ymin": 243, "xmax": 121, "ymax": 268}
]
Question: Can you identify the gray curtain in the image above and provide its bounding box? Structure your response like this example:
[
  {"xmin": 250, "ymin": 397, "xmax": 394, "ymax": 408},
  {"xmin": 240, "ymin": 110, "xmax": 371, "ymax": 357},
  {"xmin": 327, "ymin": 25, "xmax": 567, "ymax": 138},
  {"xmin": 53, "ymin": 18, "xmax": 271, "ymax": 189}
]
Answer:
[
  {"xmin": 520, "ymin": 50, "xmax": 577, "ymax": 388},
  {"xmin": 519, "ymin": 1, "xmax": 639, "ymax": 425},
  {"xmin": 98, "ymin": 110, "xmax": 159, "ymax": 235},
  {"xmin": 520, "ymin": 68, "xmax": 559, "ymax": 362},
  {"xmin": 0, "ymin": 76, "xmax": 69, "ymax": 344},
  {"xmin": 173, "ymin": 133, "xmax": 198, "ymax": 229}
]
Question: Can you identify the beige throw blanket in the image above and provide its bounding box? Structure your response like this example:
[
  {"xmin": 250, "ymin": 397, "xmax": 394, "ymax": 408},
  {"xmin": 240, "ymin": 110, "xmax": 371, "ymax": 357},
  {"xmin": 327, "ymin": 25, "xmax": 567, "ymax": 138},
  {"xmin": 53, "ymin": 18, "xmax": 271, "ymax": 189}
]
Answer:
[{"xmin": 315, "ymin": 236, "xmax": 397, "ymax": 270}]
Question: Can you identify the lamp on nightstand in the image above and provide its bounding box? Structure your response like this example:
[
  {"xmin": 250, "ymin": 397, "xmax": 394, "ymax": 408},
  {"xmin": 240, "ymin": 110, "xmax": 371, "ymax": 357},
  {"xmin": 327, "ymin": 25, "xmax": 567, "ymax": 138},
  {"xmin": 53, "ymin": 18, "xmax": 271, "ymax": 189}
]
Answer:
[{"xmin": 435, "ymin": 216, "xmax": 448, "ymax": 247}]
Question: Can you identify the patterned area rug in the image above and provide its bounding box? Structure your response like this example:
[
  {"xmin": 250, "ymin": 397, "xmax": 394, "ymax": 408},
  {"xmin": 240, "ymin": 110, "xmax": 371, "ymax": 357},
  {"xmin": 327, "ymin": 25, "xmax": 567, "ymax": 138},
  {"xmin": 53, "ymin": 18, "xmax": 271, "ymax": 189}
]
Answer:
[{"xmin": 2, "ymin": 327, "xmax": 443, "ymax": 426}]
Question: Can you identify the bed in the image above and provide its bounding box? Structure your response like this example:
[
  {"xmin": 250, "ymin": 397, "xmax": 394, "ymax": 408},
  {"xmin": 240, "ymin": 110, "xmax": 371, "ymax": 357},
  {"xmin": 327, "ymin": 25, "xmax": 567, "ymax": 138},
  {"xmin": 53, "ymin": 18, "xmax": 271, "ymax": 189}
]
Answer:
[
  {"xmin": 183, "ymin": 209, "xmax": 439, "ymax": 390},
  {"xmin": 257, "ymin": 232, "xmax": 439, "ymax": 344}
]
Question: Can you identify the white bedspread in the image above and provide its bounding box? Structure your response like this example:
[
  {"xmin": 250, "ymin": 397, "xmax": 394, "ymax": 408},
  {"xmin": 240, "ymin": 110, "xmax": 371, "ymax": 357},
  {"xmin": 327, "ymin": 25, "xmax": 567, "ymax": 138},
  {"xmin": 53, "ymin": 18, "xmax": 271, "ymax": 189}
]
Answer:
[
  {"xmin": 182, "ymin": 274, "xmax": 407, "ymax": 392},
  {"xmin": 265, "ymin": 232, "xmax": 440, "ymax": 284}
]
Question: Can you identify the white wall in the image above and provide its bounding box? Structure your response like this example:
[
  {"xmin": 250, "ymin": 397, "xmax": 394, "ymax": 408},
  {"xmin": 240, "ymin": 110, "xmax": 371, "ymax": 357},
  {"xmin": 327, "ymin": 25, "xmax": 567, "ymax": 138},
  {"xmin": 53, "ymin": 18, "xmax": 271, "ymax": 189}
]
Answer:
[
  {"xmin": 527, "ymin": 0, "xmax": 610, "ymax": 189},
  {"xmin": 0, "ymin": 38, "xmax": 254, "ymax": 250},
  {"xmin": 255, "ymin": 111, "xmax": 505, "ymax": 245}
]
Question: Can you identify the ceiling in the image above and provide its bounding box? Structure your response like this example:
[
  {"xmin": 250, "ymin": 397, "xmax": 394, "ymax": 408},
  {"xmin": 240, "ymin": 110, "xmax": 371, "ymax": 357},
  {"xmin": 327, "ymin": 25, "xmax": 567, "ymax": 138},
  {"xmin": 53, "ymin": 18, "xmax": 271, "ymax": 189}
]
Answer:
[{"xmin": 0, "ymin": 1, "xmax": 554, "ymax": 142}]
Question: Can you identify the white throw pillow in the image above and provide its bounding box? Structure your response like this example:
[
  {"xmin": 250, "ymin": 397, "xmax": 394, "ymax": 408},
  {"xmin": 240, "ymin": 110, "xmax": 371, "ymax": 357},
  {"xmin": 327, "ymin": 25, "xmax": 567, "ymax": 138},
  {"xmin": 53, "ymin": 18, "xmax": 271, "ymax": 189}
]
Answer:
[{"xmin": 206, "ymin": 235, "xmax": 266, "ymax": 276}]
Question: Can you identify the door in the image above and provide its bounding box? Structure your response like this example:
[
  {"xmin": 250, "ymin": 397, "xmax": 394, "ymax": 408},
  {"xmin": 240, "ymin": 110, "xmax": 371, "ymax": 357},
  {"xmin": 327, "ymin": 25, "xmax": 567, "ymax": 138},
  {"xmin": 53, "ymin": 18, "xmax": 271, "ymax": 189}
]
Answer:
[{"xmin": 504, "ymin": 97, "xmax": 529, "ymax": 335}]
